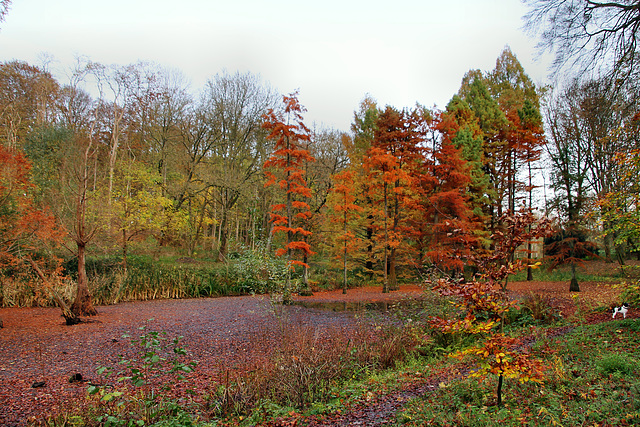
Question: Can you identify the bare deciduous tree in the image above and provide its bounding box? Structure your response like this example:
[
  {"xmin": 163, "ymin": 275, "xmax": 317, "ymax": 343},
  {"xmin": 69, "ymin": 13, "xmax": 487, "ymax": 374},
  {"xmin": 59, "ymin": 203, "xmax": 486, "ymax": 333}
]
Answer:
[
  {"xmin": 201, "ymin": 71, "xmax": 278, "ymax": 260},
  {"xmin": 524, "ymin": 0, "xmax": 640, "ymax": 82},
  {"xmin": 0, "ymin": 0, "xmax": 10, "ymax": 28}
]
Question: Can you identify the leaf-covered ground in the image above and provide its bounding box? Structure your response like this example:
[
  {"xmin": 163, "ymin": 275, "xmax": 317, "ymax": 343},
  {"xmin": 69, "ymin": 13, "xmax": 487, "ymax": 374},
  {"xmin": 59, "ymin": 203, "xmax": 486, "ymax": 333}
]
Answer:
[
  {"xmin": 0, "ymin": 271, "xmax": 633, "ymax": 426},
  {"xmin": 0, "ymin": 288, "xmax": 423, "ymax": 426}
]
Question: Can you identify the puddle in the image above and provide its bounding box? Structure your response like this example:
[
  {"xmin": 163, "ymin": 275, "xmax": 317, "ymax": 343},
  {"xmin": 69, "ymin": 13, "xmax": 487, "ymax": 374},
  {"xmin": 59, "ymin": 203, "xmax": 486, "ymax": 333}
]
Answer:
[{"xmin": 291, "ymin": 300, "xmax": 397, "ymax": 312}]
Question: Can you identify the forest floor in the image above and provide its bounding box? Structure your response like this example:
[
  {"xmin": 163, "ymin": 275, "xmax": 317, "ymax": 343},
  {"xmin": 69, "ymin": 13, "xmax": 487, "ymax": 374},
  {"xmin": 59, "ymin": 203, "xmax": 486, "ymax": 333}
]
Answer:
[{"xmin": 0, "ymin": 261, "xmax": 636, "ymax": 426}]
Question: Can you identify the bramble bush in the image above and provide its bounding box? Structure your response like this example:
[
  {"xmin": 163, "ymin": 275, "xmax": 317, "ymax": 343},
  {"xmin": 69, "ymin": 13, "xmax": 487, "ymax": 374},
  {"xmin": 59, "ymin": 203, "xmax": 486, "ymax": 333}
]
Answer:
[{"xmin": 85, "ymin": 327, "xmax": 198, "ymax": 426}]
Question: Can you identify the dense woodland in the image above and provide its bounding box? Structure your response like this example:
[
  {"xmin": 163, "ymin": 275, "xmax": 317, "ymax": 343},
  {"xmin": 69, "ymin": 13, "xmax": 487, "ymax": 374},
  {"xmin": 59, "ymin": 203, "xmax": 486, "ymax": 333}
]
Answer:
[{"xmin": 1, "ymin": 45, "xmax": 639, "ymax": 316}]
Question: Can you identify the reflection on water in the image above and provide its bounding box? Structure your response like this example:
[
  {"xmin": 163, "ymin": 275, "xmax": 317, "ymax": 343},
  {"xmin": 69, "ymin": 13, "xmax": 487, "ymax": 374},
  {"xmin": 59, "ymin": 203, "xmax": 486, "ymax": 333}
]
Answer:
[{"xmin": 291, "ymin": 300, "xmax": 395, "ymax": 312}]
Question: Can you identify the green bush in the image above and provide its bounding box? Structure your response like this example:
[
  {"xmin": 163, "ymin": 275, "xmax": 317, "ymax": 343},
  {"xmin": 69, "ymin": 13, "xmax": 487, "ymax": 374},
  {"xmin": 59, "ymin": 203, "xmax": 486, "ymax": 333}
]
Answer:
[
  {"xmin": 503, "ymin": 293, "xmax": 559, "ymax": 328},
  {"xmin": 221, "ymin": 244, "xmax": 290, "ymax": 295},
  {"xmin": 596, "ymin": 353, "xmax": 639, "ymax": 377},
  {"xmin": 83, "ymin": 328, "xmax": 199, "ymax": 426}
]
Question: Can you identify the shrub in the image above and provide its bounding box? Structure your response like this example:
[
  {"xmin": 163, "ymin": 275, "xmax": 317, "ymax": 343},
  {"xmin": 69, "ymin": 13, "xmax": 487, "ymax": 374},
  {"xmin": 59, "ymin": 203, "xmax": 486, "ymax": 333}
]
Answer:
[
  {"xmin": 222, "ymin": 244, "xmax": 290, "ymax": 295},
  {"xmin": 56, "ymin": 328, "xmax": 202, "ymax": 426},
  {"xmin": 596, "ymin": 354, "xmax": 639, "ymax": 377},
  {"xmin": 617, "ymin": 279, "xmax": 640, "ymax": 307},
  {"xmin": 207, "ymin": 319, "xmax": 420, "ymax": 415},
  {"xmin": 503, "ymin": 292, "xmax": 559, "ymax": 327}
]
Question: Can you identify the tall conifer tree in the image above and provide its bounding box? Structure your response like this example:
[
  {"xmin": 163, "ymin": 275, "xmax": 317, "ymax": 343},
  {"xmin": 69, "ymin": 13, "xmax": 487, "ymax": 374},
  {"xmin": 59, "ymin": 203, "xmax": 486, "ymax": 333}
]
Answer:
[{"xmin": 262, "ymin": 92, "xmax": 315, "ymax": 299}]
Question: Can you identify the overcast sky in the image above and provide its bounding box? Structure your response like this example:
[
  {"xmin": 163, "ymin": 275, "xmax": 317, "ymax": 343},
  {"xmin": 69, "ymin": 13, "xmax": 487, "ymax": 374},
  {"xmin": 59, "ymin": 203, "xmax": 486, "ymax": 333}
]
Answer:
[{"xmin": 0, "ymin": 0, "xmax": 551, "ymax": 132}]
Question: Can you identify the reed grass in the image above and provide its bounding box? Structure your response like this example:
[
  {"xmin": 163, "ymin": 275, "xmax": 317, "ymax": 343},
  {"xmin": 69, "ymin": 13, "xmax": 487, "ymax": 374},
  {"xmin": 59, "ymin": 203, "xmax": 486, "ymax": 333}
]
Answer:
[{"xmin": 1, "ymin": 248, "xmax": 291, "ymax": 308}]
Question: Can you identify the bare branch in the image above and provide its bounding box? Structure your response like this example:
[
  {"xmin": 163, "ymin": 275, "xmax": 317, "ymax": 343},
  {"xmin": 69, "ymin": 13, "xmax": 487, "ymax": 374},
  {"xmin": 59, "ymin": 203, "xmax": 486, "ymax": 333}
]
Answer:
[{"xmin": 523, "ymin": 0, "xmax": 640, "ymax": 83}]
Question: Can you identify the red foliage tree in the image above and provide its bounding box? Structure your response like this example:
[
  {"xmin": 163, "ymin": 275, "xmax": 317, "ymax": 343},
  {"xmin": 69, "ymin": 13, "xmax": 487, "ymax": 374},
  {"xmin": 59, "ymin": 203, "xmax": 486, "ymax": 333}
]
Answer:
[
  {"xmin": 417, "ymin": 139, "xmax": 478, "ymax": 276},
  {"xmin": 262, "ymin": 92, "xmax": 316, "ymax": 299}
]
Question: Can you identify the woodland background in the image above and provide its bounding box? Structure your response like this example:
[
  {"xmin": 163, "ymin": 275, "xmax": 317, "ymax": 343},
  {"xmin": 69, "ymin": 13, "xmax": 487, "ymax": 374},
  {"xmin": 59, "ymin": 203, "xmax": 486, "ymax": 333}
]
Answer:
[{"xmin": 1, "ymin": 44, "xmax": 639, "ymax": 314}]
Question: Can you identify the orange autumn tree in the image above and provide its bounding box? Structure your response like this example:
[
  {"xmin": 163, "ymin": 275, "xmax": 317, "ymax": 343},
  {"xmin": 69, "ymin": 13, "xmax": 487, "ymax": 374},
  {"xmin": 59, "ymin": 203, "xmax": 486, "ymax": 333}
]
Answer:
[
  {"xmin": 430, "ymin": 208, "xmax": 551, "ymax": 406},
  {"xmin": 507, "ymin": 100, "xmax": 546, "ymax": 280},
  {"xmin": 363, "ymin": 107, "xmax": 425, "ymax": 293},
  {"xmin": 262, "ymin": 92, "xmax": 316, "ymax": 300},
  {"xmin": 0, "ymin": 145, "xmax": 77, "ymax": 323},
  {"xmin": 328, "ymin": 169, "xmax": 363, "ymax": 294}
]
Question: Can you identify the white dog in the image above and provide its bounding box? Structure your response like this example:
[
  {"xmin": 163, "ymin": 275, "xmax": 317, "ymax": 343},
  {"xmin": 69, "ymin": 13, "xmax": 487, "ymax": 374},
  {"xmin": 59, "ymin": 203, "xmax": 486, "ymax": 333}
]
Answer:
[{"xmin": 612, "ymin": 303, "xmax": 630, "ymax": 319}]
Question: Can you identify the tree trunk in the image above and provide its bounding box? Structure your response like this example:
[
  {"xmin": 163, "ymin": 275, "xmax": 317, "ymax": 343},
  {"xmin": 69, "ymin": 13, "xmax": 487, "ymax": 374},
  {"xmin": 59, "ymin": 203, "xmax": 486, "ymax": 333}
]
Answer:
[
  {"xmin": 343, "ymin": 218, "xmax": 348, "ymax": 294},
  {"xmin": 217, "ymin": 210, "xmax": 229, "ymax": 262},
  {"xmin": 365, "ymin": 219, "xmax": 374, "ymax": 278},
  {"xmin": 569, "ymin": 261, "xmax": 580, "ymax": 292},
  {"xmin": 299, "ymin": 252, "xmax": 313, "ymax": 296},
  {"xmin": 71, "ymin": 241, "xmax": 97, "ymax": 316},
  {"xmin": 388, "ymin": 248, "xmax": 398, "ymax": 291},
  {"xmin": 383, "ymin": 182, "xmax": 389, "ymax": 294},
  {"xmin": 527, "ymin": 157, "xmax": 534, "ymax": 282},
  {"xmin": 496, "ymin": 374, "xmax": 504, "ymax": 406},
  {"xmin": 265, "ymin": 221, "xmax": 274, "ymax": 254},
  {"xmin": 603, "ymin": 231, "xmax": 614, "ymax": 263},
  {"xmin": 122, "ymin": 229, "xmax": 128, "ymax": 275},
  {"xmin": 72, "ymin": 132, "xmax": 97, "ymax": 317},
  {"xmin": 283, "ymin": 148, "xmax": 293, "ymax": 304},
  {"xmin": 28, "ymin": 258, "xmax": 80, "ymax": 325},
  {"xmin": 615, "ymin": 242, "xmax": 626, "ymax": 266},
  {"xmin": 298, "ymin": 233, "xmax": 313, "ymax": 296}
]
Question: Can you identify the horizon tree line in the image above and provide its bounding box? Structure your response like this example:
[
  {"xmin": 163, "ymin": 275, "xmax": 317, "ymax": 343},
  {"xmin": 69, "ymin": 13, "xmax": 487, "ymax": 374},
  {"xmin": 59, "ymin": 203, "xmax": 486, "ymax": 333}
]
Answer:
[{"xmin": 1, "ymin": 45, "xmax": 639, "ymax": 316}]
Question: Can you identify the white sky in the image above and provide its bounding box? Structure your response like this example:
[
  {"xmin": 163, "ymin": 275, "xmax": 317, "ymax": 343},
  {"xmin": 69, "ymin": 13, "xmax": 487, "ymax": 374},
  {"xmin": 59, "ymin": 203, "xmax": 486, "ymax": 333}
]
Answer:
[{"xmin": 0, "ymin": 0, "xmax": 551, "ymax": 132}]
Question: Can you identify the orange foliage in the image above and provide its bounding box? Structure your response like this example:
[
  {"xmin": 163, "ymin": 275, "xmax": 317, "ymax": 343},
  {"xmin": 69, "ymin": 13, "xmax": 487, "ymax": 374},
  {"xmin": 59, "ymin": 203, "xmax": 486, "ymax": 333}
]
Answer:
[
  {"xmin": 362, "ymin": 107, "xmax": 426, "ymax": 291},
  {"xmin": 262, "ymin": 92, "xmax": 316, "ymax": 265},
  {"xmin": 418, "ymin": 140, "xmax": 478, "ymax": 272},
  {"xmin": 0, "ymin": 145, "xmax": 64, "ymax": 273}
]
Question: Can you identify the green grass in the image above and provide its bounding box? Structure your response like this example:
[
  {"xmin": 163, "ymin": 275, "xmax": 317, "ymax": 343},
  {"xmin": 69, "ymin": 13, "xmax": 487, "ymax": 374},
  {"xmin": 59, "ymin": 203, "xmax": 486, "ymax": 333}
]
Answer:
[
  {"xmin": 396, "ymin": 320, "xmax": 640, "ymax": 426},
  {"xmin": 510, "ymin": 262, "xmax": 618, "ymax": 282}
]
